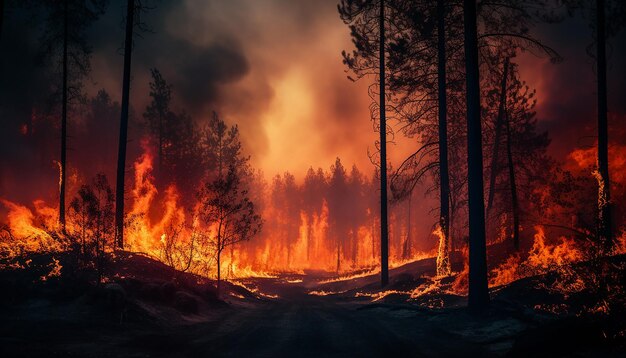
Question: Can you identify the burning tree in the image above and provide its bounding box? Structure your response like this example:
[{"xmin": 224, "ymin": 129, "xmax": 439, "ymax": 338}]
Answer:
[
  {"xmin": 68, "ymin": 173, "xmax": 114, "ymax": 282},
  {"xmin": 198, "ymin": 112, "xmax": 261, "ymax": 293},
  {"xmin": 198, "ymin": 166, "xmax": 261, "ymax": 294}
]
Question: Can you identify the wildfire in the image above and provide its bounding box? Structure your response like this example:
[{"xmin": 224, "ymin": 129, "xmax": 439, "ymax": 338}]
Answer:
[
  {"xmin": 434, "ymin": 225, "xmax": 451, "ymax": 277},
  {"xmin": 489, "ymin": 226, "xmax": 584, "ymax": 287},
  {"xmin": 318, "ymin": 251, "xmax": 435, "ymax": 284},
  {"xmin": 0, "ymin": 199, "xmax": 63, "ymax": 257},
  {"xmin": 308, "ymin": 289, "xmax": 348, "ymax": 296}
]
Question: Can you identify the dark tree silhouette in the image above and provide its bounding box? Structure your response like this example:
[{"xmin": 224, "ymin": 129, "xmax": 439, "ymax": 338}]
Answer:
[
  {"xmin": 303, "ymin": 167, "xmax": 326, "ymax": 260},
  {"xmin": 436, "ymin": 0, "xmax": 451, "ymax": 275},
  {"xmin": 197, "ymin": 114, "xmax": 260, "ymax": 294},
  {"xmin": 39, "ymin": 0, "xmax": 107, "ymax": 228},
  {"xmin": 560, "ymin": 0, "xmax": 626, "ymax": 250},
  {"xmin": 595, "ymin": 0, "xmax": 612, "ymax": 249},
  {"xmin": 338, "ymin": 0, "xmax": 391, "ymax": 287},
  {"xmin": 69, "ymin": 173, "xmax": 114, "ymax": 281},
  {"xmin": 115, "ymin": 0, "xmax": 135, "ymax": 249},
  {"xmin": 60, "ymin": 0, "xmax": 68, "ymax": 228},
  {"xmin": 327, "ymin": 158, "xmax": 349, "ymax": 273},
  {"xmin": 198, "ymin": 166, "xmax": 261, "ymax": 295},
  {"xmin": 143, "ymin": 68, "xmax": 171, "ymax": 175},
  {"xmin": 378, "ymin": 0, "xmax": 389, "ymax": 288},
  {"xmin": 464, "ymin": 0, "xmax": 489, "ymax": 310}
]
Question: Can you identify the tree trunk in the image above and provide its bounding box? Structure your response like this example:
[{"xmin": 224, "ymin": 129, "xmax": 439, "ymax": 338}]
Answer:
[
  {"xmin": 216, "ymin": 248, "xmax": 221, "ymax": 295},
  {"xmin": 336, "ymin": 238, "xmax": 341, "ymax": 273},
  {"xmin": 437, "ymin": 0, "xmax": 451, "ymax": 275},
  {"xmin": 379, "ymin": 0, "xmax": 389, "ymax": 288},
  {"xmin": 115, "ymin": 0, "xmax": 135, "ymax": 249},
  {"xmin": 306, "ymin": 214, "xmax": 313, "ymax": 261},
  {"xmin": 596, "ymin": 0, "xmax": 612, "ymax": 249},
  {"xmin": 158, "ymin": 110, "xmax": 163, "ymax": 177},
  {"xmin": 352, "ymin": 227, "xmax": 358, "ymax": 266},
  {"xmin": 463, "ymin": 0, "xmax": 489, "ymax": 310},
  {"xmin": 228, "ymin": 244, "xmax": 234, "ymax": 278},
  {"xmin": 403, "ymin": 192, "xmax": 412, "ymax": 259},
  {"xmin": 59, "ymin": 0, "xmax": 68, "ymax": 228},
  {"xmin": 486, "ymin": 58, "xmax": 510, "ymax": 218},
  {"xmin": 505, "ymin": 111, "xmax": 520, "ymax": 251}
]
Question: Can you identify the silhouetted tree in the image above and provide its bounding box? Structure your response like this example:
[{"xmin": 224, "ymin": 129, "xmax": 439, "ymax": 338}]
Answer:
[
  {"xmin": 464, "ymin": 0, "xmax": 489, "ymax": 310},
  {"xmin": 197, "ymin": 112, "xmax": 258, "ymax": 293},
  {"xmin": 348, "ymin": 165, "xmax": 367, "ymax": 266},
  {"xmin": 303, "ymin": 167, "xmax": 327, "ymax": 260},
  {"xmin": 595, "ymin": 0, "xmax": 612, "ymax": 249},
  {"xmin": 202, "ymin": 111, "xmax": 250, "ymax": 180},
  {"xmin": 339, "ymin": 0, "xmax": 392, "ymax": 286},
  {"xmin": 143, "ymin": 68, "xmax": 171, "ymax": 173},
  {"xmin": 68, "ymin": 173, "xmax": 114, "ymax": 282},
  {"xmin": 198, "ymin": 165, "xmax": 261, "ymax": 295},
  {"xmin": 115, "ymin": 0, "xmax": 135, "ymax": 249},
  {"xmin": 378, "ymin": 0, "xmax": 389, "ymax": 287},
  {"xmin": 39, "ymin": 0, "xmax": 107, "ymax": 228},
  {"xmin": 327, "ymin": 158, "xmax": 349, "ymax": 273}
]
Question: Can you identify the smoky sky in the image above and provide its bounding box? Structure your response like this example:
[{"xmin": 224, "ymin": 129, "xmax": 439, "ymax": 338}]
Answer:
[
  {"xmin": 1, "ymin": 0, "xmax": 625, "ymax": 206},
  {"xmin": 519, "ymin": 15, "xmax": 626, "ymax": 158}
]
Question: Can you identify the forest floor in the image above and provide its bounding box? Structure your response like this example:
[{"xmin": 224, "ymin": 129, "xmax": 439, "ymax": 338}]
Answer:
[{"xmin": 1, "ymin": 252, "xmax": 625, "ymax": 357}]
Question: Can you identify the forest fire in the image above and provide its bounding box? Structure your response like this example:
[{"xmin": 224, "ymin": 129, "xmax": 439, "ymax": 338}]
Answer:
[
  {"xmin": 1, "ymin": 0, "xmax": 626, "ymax": 356},
  {"xmin": 488, "ymin": 226, "xmax": 584, "ymax": 288}
]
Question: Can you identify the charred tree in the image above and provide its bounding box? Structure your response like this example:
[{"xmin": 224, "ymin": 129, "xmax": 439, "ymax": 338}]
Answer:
[
  {"xmin": 402, "ymin": 192, "xmax": 412, "ymax": 260},
  {"xmin": 595, "ymin": 0, "xmax": 612, "ymax": 249},
  {"xmin": 59, "ymin": 0, "xmax": 68, "ymax": 228},
  {"xmin": 115, "ymin": 0, "xmax": 135, "ymax": 249},
  {"xmin": 38, "ymin": 0, "xmax": 106, "ymax": 228},
  {"xmin": 464, "ymin": 0, "xmax": 489, "ymax": 310},
  {"xmin": 379, "ymin": 0, "xmax": 389, "ymax": 288},
  {"xmin": 436, "ymin": 0, "xmax": 451, "ymax": 276}
]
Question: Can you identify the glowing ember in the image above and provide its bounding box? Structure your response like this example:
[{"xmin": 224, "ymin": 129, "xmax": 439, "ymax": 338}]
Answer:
[{"xmin": 308, "ymin": 289, "xmax": 348, "ymax": 296}]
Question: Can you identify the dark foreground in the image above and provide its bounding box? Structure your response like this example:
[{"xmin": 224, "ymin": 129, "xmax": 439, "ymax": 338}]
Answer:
[{"xmin": 1, "ymin": 253, "xmax": 625, "ymax": 357}]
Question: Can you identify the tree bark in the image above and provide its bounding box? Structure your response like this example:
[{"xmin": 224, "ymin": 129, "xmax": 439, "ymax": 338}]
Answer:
[
  {"xmin": 336, "ymin": 238, "xmax": 341, "ymax": 273},
  {"xmin": 463, "ymin": 0, "xmax": 489, "ymax": 310},
  {"xmin": 403, "ymin": 192, "xmax": 412, "ymax": 259},
  {"xmin": 216, "ymin": 248, "xmax": 221, "ymax": 295},
  {"xmin": 59, "ymin": 0, "xmax": 68, "ymax": 228},
  {"xmin": 115, "ymin": 0, "xmax": 135, "ymax": 248},
  {"xmin": 596, "ymin": 0, "xmax": 612, "ymax": 249},
  {"xmin": 505, "ymin": 111, "xmax": 520, "ymax": 251},
  {"xmin": 437, "ymin": 0, "xmax": 451, "ymax": 275},
  {"xmin": 379, "ymin": 0, "xmax": 389, "ymax": 288}
]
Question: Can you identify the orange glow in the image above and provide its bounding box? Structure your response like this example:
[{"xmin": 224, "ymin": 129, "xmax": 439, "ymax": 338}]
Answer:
[
  {"xmin": 434, "ymin": 225, "xmax": 451, "ymax": 277},
  {"xmin": 489, "ymin": 226, "xmax": 583, "ymax": 287}
]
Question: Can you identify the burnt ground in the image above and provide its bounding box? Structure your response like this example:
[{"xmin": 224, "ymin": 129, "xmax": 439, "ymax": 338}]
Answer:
[{"xmin": 1, "ymin": 252, "xmax": 625, "ymax": 357}]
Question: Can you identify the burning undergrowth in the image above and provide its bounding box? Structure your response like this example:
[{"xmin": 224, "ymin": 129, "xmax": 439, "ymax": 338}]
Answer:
[{"xmin": 308, "ymin": 226, "xmax": 626, "ymax": 316}]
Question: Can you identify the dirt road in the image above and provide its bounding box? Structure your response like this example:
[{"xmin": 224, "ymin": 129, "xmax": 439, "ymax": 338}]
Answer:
[{"xmin": 0, "ymin": 279, "xmax": 506, "ymax": 358}]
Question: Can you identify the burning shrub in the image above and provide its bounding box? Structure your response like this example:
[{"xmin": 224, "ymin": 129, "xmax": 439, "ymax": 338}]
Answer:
[
  {"xmin": 67, "ymin": 173, "xmax": 115, "ymax": 281},
  {"xmin": 488, "ymin": 226, "xmax": 585, "ymax": 288}
]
